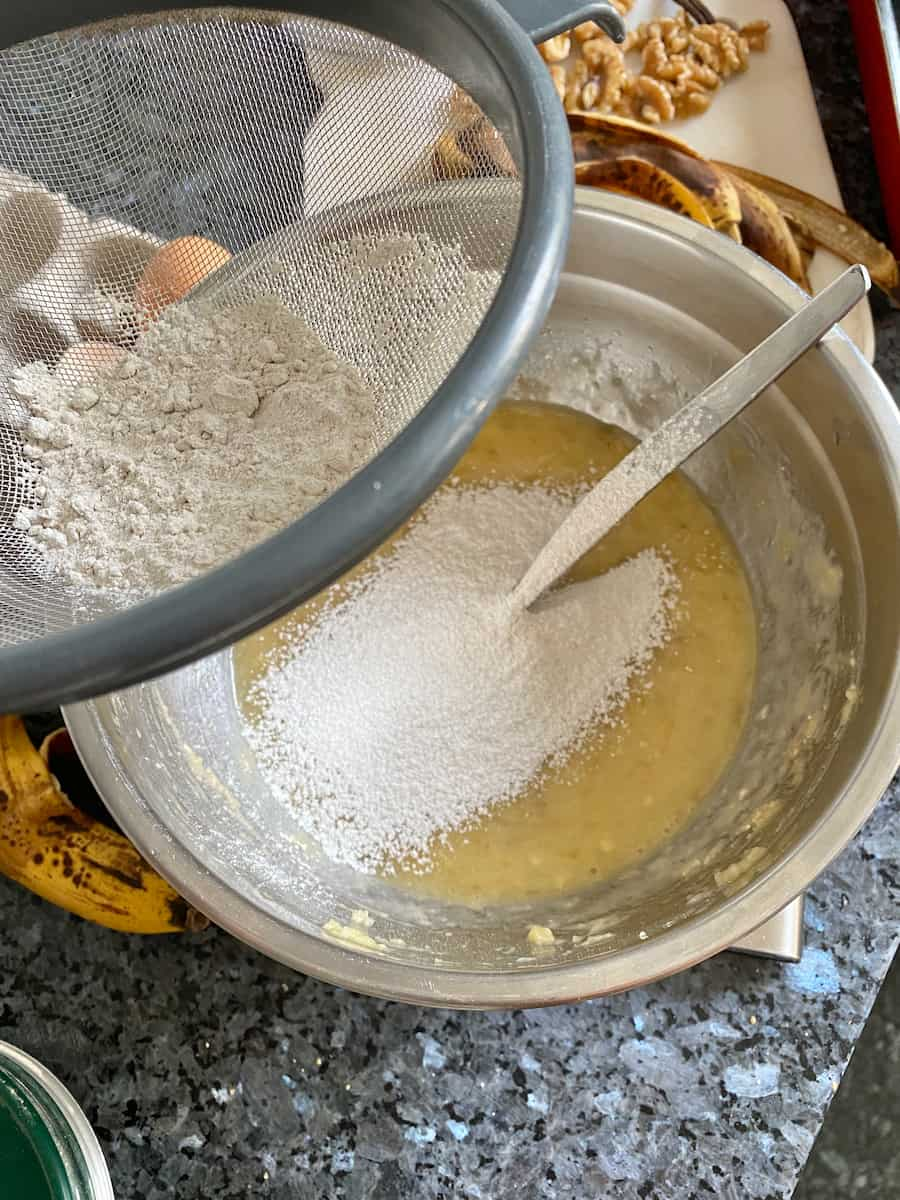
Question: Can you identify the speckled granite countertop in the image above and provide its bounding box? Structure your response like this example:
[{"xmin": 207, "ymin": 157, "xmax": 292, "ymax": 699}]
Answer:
[
  {"xmin": 0, "ymin": 782, "xmax": 896, "ymax": 1200},
  {"xmin": 0, "ymin": 3, "xmax": 898, "ymax": 1198}
]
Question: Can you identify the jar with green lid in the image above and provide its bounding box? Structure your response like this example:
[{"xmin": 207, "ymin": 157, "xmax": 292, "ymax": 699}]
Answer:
[{"xmin": 0, "ymin": 1042, "xmax": 113, "ymax": 1200}]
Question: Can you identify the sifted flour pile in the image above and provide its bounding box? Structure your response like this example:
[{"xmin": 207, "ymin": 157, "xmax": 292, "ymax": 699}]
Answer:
[
  {"xmin": 246, "ymin": 483, "xmax": 679, "ymax": 875},
  {"xmin": 12, "ymin": 297, "xmax": 377, "ymax": 593}
]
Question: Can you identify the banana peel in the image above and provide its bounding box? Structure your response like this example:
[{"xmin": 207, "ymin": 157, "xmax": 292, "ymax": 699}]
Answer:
[
  {"xmin": 0, "ymin": 714, "xmax": 207, "ymax": 933},
  {"xmin": 433, "ymin": 117, "xmax": 517, "ymax": 181},
  {"xmin": 432, "ymin": 106, "xmax": 894, "ymax": 305},
  {"xmin": 715, "ymin": 161, "xmax": 900, "ymax": 303},
  {"xmin": 568, "ymin": 111, "xmax": 743, "ymax": 238},
  {"xmin": 725, "ymin": 171, "xmax": 810, "ymax": 290},
  {"xmin": 569, "ymin": 110, "xmax": 707, "ymax": 159},
  {"xmin": 576, "ymin": 158, "xmax": 714, "ymax": 227}
]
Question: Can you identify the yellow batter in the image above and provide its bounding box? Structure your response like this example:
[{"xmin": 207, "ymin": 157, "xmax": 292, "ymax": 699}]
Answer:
[{"xmin": 234, "ymin": 400, "xmax": 756, "ymax": 907}]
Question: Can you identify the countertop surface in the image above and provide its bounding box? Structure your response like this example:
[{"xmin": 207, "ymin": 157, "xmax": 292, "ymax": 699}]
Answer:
[{"xmin": 0, "ymin": 2, "xmax": 898, "ymax": 1198}]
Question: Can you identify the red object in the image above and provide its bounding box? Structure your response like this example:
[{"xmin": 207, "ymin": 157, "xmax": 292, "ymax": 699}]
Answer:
[{"xmin": 848, "ymin": 0, "xmax": 900, "ymax": 252}]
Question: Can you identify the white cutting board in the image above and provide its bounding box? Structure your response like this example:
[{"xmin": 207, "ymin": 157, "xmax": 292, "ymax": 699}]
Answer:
[{"xmin": 626, "ymin": 0, "xmax": 875, "ymax": 359}]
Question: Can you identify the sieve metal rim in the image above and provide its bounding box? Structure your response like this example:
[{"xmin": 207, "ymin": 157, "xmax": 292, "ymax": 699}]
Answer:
[{"xmin": 0, "ymin": 0, "xmax": 578, "ymax": 708}]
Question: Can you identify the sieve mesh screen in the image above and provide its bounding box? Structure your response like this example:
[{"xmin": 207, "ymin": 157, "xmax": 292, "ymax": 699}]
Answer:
[{"xmin": 0, "ymin": 8, "xmax": 522, "ymax": 644}]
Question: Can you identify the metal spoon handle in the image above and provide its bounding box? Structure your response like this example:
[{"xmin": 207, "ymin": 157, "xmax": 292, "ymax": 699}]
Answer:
[{"xmin": 512, "ymin": 265, "xmax": 870, "ymax": 612}]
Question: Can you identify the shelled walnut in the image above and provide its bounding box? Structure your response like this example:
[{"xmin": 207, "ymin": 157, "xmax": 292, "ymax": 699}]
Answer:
[{"xmin": 538, "ymin": 9, "xmax": 769, "ymax": 125}]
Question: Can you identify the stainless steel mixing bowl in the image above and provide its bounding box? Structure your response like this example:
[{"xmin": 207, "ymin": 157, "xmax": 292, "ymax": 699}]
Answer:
[{"xmin": 65, "ymin": 192, "xmax": 900, "ymax": 1008}]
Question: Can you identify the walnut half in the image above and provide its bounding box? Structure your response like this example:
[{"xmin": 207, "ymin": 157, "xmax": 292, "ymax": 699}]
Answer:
[{"xmin": 540, "ymin": 11, "xmax": 769, "ymax": 125}]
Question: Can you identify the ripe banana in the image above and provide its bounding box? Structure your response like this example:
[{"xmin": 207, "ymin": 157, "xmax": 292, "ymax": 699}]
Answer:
[
  {"xmin": 576, "ymin": 158, "xmax": 713, "ymax": 227},
  {"xmin": 568, "ymin": 111, "xmax": 743, "ymax": 238},
  {"xmin": 715, "ymin": 161, "xmax": 900, "ymax": 302},
  {"xmin": 0, "ymin": 714, "xmax": 207, "ymax": 933}
]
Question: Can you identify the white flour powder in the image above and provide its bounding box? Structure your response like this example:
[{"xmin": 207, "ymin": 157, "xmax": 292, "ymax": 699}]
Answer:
[
  {"xmin": 247, "ymin": 484, "xmax": 678, "ymax": 875},
  {"xmin": 12, "ymin": 297, "xmax": 377, "ymax": 592}
]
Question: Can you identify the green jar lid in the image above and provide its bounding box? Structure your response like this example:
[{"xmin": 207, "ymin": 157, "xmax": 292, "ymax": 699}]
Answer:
[{"xmin": 0, "ymin": 1043, "xmax": 113, "ymax": 1200}]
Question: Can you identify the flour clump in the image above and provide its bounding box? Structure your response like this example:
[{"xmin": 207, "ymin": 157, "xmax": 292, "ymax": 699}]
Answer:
[{"xmin": 13, "ymin": 297, "xmax": 378, "ymax": 593}]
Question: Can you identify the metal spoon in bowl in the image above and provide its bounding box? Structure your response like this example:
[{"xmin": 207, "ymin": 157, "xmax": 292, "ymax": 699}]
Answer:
[{"xmin": 511, "ymin": 264, "xmax": 870, "ymax": 613}]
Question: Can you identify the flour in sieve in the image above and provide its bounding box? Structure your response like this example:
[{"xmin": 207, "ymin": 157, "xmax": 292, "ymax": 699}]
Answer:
[
  {"xmin": 12, "ymin": 296, "xmax": 378, "ymax": 593},
  {"xmin": 246, "ymin": 483, "xmax": 679, "ymax": 875}
]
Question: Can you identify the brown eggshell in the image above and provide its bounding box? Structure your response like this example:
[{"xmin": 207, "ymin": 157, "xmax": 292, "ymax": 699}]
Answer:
[
  {"xmin": 135, "ymin": 235, "xmax": 231, "ymax": 322},
  {"xmin": 55, "ymin": 341, "xmax": 127, "ymax": 384}
]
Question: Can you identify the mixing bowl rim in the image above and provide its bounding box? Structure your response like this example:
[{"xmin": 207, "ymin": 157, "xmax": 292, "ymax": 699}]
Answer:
[{"xmin": 65, "ymin": 193, "xmax": 900, "ymax": 1008}]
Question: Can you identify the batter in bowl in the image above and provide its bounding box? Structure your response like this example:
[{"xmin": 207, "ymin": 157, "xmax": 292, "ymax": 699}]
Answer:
[{"xmin": 234, "ymin": 400, "xmax": 756, "ymax": 907}]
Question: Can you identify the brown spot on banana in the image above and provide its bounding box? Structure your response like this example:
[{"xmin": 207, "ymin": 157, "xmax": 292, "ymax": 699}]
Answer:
[
  {"xmin": 568, "ymin": 112, "xmax": 707, "ymax": 160},
  {"xmin": 0, "ymin": 715, "xmax": 208, "ymax": 933},
  {"xmin": 81, "ymin": 854, "xmax": 146, "ymax": 891},
  {"xmin": 576, "ymin": 158, "xmax": 714, "ymax": 227},
  {"xmin": 568, "ymin": 112, "xmax": 742, "ymax": 234},
  {"xmin": 726, "ymin": 172, "xmax": 809, "ymax": 289}
]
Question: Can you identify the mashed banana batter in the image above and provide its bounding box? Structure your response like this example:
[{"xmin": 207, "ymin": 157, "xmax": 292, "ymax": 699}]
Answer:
[{"xmin": 235, "ymin": 400, "xmax": 756, "ymax": 907}]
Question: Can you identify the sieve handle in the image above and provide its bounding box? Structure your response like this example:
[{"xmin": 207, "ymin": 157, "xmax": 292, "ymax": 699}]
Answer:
[{"xmin": 498, "ymin": 1, "xmax": 626, "ymax": 43}]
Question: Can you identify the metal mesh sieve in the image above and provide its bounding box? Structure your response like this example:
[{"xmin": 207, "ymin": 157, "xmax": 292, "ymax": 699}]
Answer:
[{"xmin": 0, "ymin": 1, "xmax": 623, "ymax": 708}]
